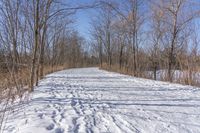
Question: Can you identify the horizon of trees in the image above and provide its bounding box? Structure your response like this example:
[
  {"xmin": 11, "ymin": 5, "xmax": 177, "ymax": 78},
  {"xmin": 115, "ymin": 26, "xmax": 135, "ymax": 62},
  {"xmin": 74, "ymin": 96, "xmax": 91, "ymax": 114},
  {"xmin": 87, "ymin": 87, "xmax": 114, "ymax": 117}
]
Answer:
[
  {"xmin": 0, "ymin": 0, "xmax": 99, "ymax": 94},
  {"xmin": 0, "ymin": 0, "xmax": 200, "ymax": 98},
  {"xmin": 91, "ymin": 0, "xmax": 200, "ymax": 86}
]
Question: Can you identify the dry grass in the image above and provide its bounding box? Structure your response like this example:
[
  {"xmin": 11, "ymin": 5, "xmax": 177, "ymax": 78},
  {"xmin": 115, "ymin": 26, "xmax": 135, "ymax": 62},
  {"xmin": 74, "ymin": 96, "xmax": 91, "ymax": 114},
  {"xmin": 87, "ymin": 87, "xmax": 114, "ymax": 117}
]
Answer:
[
  {"xmin": 101, "ymin": 64, "xmax": 200, "ymax": 87},
  {"xmin": 0, "ymin": 64, "xmax": 71, "ymax": 101}
]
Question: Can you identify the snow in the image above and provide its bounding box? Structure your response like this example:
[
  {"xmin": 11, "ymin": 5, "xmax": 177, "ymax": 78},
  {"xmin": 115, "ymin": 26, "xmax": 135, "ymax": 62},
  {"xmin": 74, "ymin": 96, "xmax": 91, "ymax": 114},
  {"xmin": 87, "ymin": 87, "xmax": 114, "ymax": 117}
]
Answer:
[
  {"xmin": 146, "ymin": 69, "xmax": 200, "ymax": 84},
  {"xmin": 2, "ymin": 67, "xmax": 200, "ymax": 133}
]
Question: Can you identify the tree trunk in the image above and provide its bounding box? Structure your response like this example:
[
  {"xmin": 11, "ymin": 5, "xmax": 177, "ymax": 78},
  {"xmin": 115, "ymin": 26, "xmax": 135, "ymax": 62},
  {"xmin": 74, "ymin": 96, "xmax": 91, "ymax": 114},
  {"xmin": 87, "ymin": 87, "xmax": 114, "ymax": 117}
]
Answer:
[
  {"xmin": 39, "ymin": 26, "xmax": 47, "ymax": 79},
  {"xmin": 119, "ymin": 44, "xmax": 123, "ymax": 70},
  {"xmin": 107, "ymin": 30, "xmax": 111, "ymax": 68},
  {"xmin": 99, "ymin": 37, "xmax": 103, "ymax": 67},
  {"xmin": 13, "ymin": 40, "xmax": 18, "ymax": 72},
  {"xmin": 132, "ymin": 0, "xmax": 138, "ymax": 76},
  {"xmin": 153, "ymin": 65, "xmax": 157, "ymax": 80},
  {"xmin": 30, "ymin": 0, "xmax": 39, "ymax": 91}
]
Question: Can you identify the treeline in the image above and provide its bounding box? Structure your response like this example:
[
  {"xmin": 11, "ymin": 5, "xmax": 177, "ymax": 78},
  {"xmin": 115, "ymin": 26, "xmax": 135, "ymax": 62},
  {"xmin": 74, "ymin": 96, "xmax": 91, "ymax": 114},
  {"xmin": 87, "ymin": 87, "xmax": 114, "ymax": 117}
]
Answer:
[
  {"xmin": 0, "ymin": 0, "xmax": 97, "ymax": 99},
  {"xmin": 1, "ymin": 0, "xmax": 200, "ymax": 97},
  {"xmin": 91, "ymin": 0, "xmax": 200, "ymax": 86}
]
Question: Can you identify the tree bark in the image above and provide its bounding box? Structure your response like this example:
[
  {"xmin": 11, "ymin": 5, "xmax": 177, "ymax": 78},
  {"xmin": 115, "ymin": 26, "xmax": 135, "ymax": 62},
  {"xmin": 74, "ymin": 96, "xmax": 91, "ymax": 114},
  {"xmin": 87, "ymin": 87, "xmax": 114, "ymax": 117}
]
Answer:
[{"xmin": 30, "ymin": 0, "xmax": 40, "ymax": 91}]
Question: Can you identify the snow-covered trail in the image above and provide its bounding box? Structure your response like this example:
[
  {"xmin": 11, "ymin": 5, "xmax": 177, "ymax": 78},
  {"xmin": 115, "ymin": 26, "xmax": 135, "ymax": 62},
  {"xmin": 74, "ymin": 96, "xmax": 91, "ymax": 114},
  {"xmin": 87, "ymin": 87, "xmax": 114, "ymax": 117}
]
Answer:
[{"xmin": 3, "ymin": 67, "xmax": 200, "ymax": 133}]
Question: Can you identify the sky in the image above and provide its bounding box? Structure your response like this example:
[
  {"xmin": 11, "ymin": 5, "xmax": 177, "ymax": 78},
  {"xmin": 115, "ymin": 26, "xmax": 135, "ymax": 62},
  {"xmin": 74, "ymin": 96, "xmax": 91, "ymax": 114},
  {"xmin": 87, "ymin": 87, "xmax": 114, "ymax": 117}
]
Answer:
[
  {"xmin": 69, "ymin": 0, "xmax": 200, "ymax": 48},
  {"xmin": 69, "ymin": 0, "xmax": 98, "ymax": 41},
  {"xmin": 69, "ymin": 0, "xmax": 147, "ymax": 41}
]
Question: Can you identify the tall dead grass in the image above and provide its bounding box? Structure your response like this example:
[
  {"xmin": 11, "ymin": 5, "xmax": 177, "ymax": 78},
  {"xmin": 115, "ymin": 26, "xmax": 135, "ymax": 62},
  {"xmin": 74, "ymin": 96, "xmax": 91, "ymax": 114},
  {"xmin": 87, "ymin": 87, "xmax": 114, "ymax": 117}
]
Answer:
[{"xmin": 101, "ymin": 64, "xmax": 200, "ymax": 87}]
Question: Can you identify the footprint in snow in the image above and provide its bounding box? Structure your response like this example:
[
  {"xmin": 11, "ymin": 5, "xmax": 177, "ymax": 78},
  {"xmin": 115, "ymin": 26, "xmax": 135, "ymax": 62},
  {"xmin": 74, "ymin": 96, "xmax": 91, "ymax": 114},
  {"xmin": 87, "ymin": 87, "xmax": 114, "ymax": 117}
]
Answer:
[
  {"xmin": 51, "ymin": 110, "xmax": 57, "ymax": 118},
  {"xmin": 46, "ymin": 123, "xmax": 55, "ymax": 130},
  {"xmin": 58, "ymin": 107, "xmax": 61, "ymax": 112},
  {"xmin": 52, "ymin": 110, "xmax": 56, "ymax": 115},
  {"xmin": 46, "ymin": 104, "xmax": 51, "ymax": 108},
  {"xmin": 71, "ymin": 99, "xmax": 77, "ymax": 106},
  {"xmin": 38, "ymin": 113, "xmax": 43, "ymax": 119},
  {"xmin": 55, "ymin": 128, "xmax": 64, "ymax": 133}
]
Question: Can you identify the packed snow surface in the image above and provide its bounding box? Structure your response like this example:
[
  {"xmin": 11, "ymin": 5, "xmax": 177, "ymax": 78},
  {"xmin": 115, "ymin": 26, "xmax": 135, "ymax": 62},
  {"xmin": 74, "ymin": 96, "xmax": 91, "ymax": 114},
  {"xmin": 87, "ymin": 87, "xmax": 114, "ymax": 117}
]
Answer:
[{"xmin": 3, "ymin": 67, "xmax": 200, "ymax": 133}]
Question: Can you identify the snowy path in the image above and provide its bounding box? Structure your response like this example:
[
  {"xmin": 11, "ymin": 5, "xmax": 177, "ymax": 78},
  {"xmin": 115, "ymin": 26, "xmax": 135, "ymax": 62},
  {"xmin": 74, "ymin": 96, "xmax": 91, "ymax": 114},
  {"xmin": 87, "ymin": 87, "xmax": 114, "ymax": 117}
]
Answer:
[{"xmin": 3, "ymin": 67, "xmax": 200, "ymax": 133}]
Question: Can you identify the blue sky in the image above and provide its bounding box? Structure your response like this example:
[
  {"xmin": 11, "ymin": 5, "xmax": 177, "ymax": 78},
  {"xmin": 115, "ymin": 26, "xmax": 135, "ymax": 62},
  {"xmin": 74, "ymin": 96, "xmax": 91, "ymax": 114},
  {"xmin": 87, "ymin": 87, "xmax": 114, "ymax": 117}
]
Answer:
[
  {"xmin": 74, "ymin": 8, "xmax": 94, "ymax": 40},
  {"xmin": 70, "ymin": 0, "xmax": 146, "ymax": 41},
  {"xmin": 69, "ymin": 0, "xmax": 98, "ymax": 40},
  {"xmin": 69, "ymin": 0, "xmax": 200, "ymax": 47}
]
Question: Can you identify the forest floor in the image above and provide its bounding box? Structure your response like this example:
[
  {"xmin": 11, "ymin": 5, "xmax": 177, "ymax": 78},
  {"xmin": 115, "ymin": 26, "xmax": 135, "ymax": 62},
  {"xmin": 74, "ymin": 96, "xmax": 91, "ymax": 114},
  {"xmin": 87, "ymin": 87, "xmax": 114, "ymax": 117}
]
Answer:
[{"xmin": 2, "ymin": 67, "xmax": 200, "ymax": 133}]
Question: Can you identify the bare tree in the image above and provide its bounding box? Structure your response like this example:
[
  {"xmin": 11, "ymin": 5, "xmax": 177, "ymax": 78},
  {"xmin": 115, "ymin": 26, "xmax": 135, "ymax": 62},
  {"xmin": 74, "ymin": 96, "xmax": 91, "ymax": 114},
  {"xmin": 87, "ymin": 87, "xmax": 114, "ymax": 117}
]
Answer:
[
  {"xmin": 91, "ymin": 20, "xmax": 104, "ymax": 67},
  {"xmin": 29, "ymin": 0, "xmax": 40, "ymax": 91},
  {"xmin": 157, "ymin": 0, "xmax": 195, "ymax": 82},
  {"xmin": 39, "ymin": 0, "xmax": 53, "ymax": 79},
  {"xmin": 149, "ymin": 3, "xmax": 164, "ymax": 80},
  {"xmin": 112, "ymin": 20, "xmax": 127, "ymax": 70},
  {"xmin": 96, "ymin": 1, "xmax": 118, "ymax": 68}
]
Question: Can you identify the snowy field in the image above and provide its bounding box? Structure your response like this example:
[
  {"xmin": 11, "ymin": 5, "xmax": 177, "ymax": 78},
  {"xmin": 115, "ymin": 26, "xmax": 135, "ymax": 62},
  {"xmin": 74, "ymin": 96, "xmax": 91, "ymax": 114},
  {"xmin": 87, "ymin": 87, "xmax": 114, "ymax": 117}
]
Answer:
[{"xmin": 2, "ymin": 67, "xmax": 200, "ymax": 133}]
